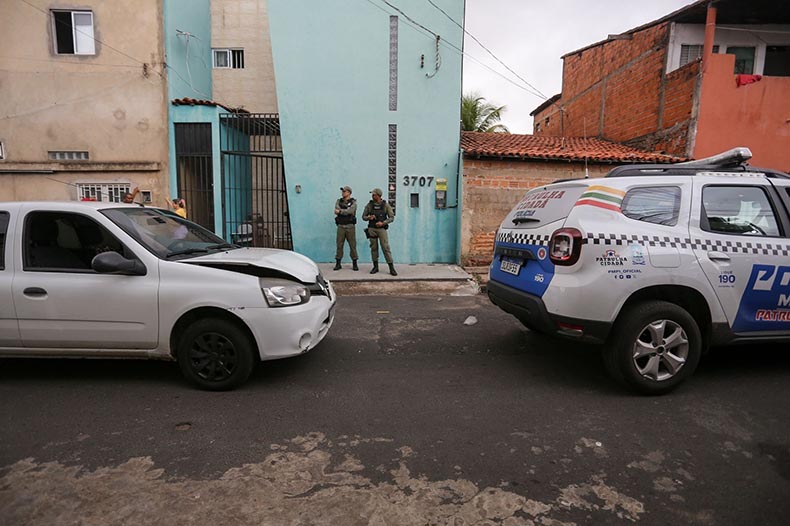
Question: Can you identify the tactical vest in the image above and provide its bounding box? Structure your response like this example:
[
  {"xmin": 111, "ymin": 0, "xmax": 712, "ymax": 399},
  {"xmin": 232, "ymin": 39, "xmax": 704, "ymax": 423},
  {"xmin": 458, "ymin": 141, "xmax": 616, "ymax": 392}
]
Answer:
[
  {"xmin": 367, "ymin": 200, "xmax": 389, "ymax": 229},
  {"xmin": 335, "ymin": 198, "xmax": 357, "ymax": 225}
]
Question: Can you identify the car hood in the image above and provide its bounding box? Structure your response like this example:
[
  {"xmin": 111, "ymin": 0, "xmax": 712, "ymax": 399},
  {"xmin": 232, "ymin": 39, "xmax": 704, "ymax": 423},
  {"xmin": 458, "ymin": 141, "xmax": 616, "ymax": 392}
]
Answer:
[{"xmin": 186, "ymin": 248, "xmax": 320, "ymax": 283}]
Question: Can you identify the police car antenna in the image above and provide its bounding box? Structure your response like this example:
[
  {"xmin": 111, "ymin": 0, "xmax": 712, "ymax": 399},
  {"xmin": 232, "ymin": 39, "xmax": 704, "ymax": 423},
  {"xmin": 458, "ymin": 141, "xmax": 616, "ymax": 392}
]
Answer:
[{"xmin": 583, "ymin": 118, "xmax": 589, "ymax": 178}]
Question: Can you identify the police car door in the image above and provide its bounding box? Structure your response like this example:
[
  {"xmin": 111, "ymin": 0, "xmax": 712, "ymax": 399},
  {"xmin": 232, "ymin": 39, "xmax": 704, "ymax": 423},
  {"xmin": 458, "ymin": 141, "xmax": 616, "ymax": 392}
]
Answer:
[{"xmin": 690, "ymin": 174, "xmax": 790, "ymax": 336}]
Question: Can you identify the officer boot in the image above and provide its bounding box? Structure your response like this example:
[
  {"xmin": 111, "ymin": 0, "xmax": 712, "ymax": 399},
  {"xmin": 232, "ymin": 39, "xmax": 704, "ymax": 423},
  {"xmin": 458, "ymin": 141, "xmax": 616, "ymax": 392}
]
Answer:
[
  {"xmin": 388, "ymin": 263, "xmax": 398, "ymax": 276},
  {"xmin": 352, "ymin": 260, "xmax": 359, "ymax": 271},
  {"xmin": 333, "ymin": 259, "xmax": 342, "ymax": 271},
  {"xmin": 370, "ymin": 262, "xmax": 379, "ymax": 274}
]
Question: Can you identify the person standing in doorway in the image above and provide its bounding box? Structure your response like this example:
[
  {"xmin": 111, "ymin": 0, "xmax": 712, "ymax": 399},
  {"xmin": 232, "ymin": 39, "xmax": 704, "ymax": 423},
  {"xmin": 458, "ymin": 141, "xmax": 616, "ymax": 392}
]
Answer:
[
  {"xmin": 334, "ymin": 185, "xmax": 358, "ymax": 271},
  {"xmin": 362, "ymin": 188, "xmax": 397, "ymax": 276}
]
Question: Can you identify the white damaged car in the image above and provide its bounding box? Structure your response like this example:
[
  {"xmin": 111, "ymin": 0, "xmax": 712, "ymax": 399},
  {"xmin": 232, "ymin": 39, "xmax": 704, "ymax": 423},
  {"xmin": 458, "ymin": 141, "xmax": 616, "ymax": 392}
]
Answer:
[{"xmin": 0, "ymin": 202, "xmax": 336, "ymax": 390}]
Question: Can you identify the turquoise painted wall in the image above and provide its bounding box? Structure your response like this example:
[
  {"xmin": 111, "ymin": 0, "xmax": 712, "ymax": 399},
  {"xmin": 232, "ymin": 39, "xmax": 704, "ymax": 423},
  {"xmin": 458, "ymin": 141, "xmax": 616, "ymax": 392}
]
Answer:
[
  {"xmin": 164, "ymin": 0, "xmax": 225, "ymax": 233},
  {"xmin": 268, "ymin": 0, "xmax": 464, "ymax": 263},
  {"xmin": 163, "ymin": 0, "xmax": 212, "ymax": 101}
]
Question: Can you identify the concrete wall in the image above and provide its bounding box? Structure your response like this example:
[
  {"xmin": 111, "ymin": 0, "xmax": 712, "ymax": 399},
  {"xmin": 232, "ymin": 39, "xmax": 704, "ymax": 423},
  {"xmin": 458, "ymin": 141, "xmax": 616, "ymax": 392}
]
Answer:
[
  {"xmin": 532, "ymin": 22, "xmax": 700, "ymax": 158},
  {"xmin": 695, "ymin": 53, "xmax": 790, "ymax": 173},
  {"xmin": 0, "ymin": 0, "xmax": 168, "ymax": 202},
  {"xmin": 268, "ymin": 0, "xmax": 464, "ymax": 264},
  {"xmin": 211, "ymin": 0, "xmax": 277, "ymax": 112},
  {"xmin": 461, "ymin": 158, "xmax": 611, "ymax": 266}
]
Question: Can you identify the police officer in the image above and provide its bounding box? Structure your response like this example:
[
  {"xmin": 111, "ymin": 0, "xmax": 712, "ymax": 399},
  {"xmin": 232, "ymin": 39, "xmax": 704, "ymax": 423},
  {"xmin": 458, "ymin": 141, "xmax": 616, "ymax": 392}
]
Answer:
[
  {"xmin": 362, "ymin": 188, "xmax": 397, "ymax": 276},
  {"xmin": 334, "ymin": 185, "xmax": 358, "ymax": 271}
]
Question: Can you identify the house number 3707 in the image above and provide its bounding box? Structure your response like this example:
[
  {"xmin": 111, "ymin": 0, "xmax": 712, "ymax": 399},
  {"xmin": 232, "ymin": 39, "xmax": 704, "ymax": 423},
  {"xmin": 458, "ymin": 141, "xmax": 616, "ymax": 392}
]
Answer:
[{"xmin": 402, "ymin": 176, "xmax": 434, "ymax": 187}]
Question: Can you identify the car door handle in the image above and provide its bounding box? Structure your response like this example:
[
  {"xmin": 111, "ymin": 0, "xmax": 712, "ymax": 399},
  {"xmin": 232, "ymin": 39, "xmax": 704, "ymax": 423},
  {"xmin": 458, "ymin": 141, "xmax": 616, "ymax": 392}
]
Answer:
[
  {"xmin": 707, "ymin": 251, "xmax": 730, "ymax": 262},
  {"xmin": 23, "ymin": 287, "xmax": 48, "ymax": 297}
]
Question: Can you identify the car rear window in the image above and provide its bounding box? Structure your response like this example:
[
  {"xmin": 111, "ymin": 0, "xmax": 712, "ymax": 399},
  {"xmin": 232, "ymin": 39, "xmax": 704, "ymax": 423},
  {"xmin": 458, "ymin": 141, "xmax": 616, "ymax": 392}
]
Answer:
[
  {"xmin": 0, "ymin": 212, "xmax": 8, "ymax": 270},
  {"xmin": 622, "ymin": 186, "xmax": 681, "ymax": 226},
  {"xmin": 503, "ymin": 185, "xmax": 586, "ymax": 229}
]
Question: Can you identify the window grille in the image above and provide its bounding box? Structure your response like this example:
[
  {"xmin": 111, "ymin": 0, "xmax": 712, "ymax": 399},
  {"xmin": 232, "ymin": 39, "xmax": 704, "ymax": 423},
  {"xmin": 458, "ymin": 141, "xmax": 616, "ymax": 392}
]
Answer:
[
  {"xmin": 213, "ymin": 49, "xmax": 244, "ymax": 69},
  {"xmin": 77, "ymin": 183, "xmax": 130, "ymax": 202},
  {"xmin": 49, "ymin": 151, "xmax": 89, "ymax": 161},
  {"xmin": 680, "ymin": 44, "xmax": 719, "ymax": 66}
]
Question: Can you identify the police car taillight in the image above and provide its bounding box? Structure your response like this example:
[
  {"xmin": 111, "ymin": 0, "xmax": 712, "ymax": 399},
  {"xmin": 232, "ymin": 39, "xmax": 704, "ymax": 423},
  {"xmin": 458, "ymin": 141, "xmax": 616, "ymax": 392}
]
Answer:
[{"xmin": 549, "ymin": 228, "xmax": 582, "ymax": 266}]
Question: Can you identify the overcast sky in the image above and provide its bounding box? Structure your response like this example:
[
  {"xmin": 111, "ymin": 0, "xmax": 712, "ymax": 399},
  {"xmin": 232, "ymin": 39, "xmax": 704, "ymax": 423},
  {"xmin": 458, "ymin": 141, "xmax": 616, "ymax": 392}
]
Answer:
[{"xmin": 462, "ymin": 0, "xmax": 695, "ymax": 134}]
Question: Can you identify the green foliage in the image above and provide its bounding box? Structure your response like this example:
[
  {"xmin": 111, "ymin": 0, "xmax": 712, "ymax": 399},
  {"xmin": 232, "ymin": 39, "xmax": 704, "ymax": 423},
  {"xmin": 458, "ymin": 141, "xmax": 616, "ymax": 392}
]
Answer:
[{"xmin": 461, "ymin": 92, "xmax": 509, "ymax": 133}]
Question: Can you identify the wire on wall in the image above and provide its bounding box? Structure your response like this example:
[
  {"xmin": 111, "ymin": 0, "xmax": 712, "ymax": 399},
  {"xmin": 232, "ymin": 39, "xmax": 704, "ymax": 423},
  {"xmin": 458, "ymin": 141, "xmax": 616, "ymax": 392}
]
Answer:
[{"xmin": 425, "ymin": 34, "xmax": 441, "ymax": 78}]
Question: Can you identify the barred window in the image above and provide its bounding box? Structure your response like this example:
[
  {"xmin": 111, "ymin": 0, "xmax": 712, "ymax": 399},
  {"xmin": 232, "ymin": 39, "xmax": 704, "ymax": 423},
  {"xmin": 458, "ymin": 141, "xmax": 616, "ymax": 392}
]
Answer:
[
  {"xmin": 680, "ymin": 44, "xmax": 719, "ymax": 67},
  {"xmin": 77, "ymin": 183, "xmax": 130, "ymax": 203},
  {"xmin": 213, "ymin": 49, "xmax": 244, "ymax": 69}
]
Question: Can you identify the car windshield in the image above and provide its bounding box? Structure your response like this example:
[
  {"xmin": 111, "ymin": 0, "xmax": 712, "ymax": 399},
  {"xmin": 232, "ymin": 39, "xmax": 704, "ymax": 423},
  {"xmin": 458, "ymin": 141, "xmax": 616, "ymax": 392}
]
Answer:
[{"xmin": 102, "ymin": 208, "xmax": 237, "ymax": 259}]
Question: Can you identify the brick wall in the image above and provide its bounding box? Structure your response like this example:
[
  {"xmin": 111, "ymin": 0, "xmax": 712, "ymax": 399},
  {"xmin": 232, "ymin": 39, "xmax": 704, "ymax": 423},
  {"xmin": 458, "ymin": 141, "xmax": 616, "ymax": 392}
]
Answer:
[
  {"xmin": 461, "ymin": 158, "xmax": 611, "ymax": 266},
  {"xmin": 533, "ymin": 22, "xmax": 701, "ymax": 157}
]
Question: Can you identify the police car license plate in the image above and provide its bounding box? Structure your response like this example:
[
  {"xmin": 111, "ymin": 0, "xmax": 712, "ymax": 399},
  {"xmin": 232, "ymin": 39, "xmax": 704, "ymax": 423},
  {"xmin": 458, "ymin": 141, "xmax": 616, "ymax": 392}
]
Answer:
[{"xmin": 500, "ymin": 257, "xmax": 521, "ymax": 276}]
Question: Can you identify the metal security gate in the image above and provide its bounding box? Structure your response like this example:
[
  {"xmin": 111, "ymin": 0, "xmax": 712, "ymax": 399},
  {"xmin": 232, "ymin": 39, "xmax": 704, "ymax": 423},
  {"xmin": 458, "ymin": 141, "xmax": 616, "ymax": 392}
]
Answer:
[
  {"xmin": 220, "ymin": 113, "xmax": 292, "ymax": 249},
  {"xmin": 174, "ymin": 123, "xmax": 214, "ymax": 230}
]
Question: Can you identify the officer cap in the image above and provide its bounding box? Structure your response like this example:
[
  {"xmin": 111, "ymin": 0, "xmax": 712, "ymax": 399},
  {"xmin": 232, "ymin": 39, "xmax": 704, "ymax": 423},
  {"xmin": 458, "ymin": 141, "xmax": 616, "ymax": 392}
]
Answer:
[
  {"xmin": 340, "ymin": 185, "xmax": 352, "ymax": 193},
  {"xmin": 370, "ymin": 188, "xmax": 383, "ymax": 196}
]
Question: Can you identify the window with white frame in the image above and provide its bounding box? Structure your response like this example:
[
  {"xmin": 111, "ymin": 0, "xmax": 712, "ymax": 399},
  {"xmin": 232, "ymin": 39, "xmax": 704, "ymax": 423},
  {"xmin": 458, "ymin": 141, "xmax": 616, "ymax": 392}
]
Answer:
[
  {"xmin": 213, "ymin": 49, "xmax": 245, "ymax": 69},
  {"xmin": 679, "ymin": 44, "xmax": 720, "ymax": 67},
  {"xmin": 77, "ymin": 183, "xmax": 130, "ymax": 203},
  {"xmin": 52, "ymin": 10, "xmax": 95, "ymax": 55},
  {"xmin": 0, "ymin": 141, "xmax": 5, "ymax": 160}
]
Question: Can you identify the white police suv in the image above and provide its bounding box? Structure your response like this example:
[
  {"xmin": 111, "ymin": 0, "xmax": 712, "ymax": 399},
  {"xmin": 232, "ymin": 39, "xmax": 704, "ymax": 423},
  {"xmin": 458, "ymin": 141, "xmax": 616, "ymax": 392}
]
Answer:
[{"xmin": 488, "ymin": 148, "xmax": 790, "ymax": 394}]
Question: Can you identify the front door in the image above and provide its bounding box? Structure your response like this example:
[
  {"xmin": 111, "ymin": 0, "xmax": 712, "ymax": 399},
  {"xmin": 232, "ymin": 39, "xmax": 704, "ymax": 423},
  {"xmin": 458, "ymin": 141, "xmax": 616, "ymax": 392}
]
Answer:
[
  {"xmin": 175, "ymin": 122, "xmax": 215, "ymax": 231},
  {"xmin": 12, "ymin": 209, "xmax": 159, "ymax": 349},
  {"xmin": 690, "ymin": 176, "xmax": 790, "ymax": 335}
]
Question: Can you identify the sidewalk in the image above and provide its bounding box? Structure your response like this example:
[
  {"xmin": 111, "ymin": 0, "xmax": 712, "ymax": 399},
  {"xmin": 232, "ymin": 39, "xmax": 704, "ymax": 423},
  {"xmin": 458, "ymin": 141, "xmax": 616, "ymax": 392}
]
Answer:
[{"xmin": 318, "ymin": 263, "xmax": 480, "ymax": 296}]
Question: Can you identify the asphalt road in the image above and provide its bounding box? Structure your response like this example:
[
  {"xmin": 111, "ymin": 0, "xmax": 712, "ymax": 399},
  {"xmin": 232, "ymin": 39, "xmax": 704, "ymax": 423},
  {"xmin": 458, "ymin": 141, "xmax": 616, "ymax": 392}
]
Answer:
[{"xmin": 1, "ymin": 295, "xmax": 789, "ymax": 525}]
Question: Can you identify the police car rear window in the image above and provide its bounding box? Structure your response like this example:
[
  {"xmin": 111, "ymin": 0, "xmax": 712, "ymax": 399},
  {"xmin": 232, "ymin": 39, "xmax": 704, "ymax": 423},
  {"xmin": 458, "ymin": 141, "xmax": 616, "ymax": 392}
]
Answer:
[
  {"xmin": 504, "ymin": 186, "xmax": 585, "ymax": 229},
  {"xmin": 622, "ymin": 186, "xmax": 681, "ymax": 226}
]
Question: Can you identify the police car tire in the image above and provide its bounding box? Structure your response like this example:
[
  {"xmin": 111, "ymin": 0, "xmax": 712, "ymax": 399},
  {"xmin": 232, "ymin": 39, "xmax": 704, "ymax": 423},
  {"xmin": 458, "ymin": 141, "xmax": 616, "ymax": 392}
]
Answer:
[
  {"xmin": 177, "ymin": 318, "xmax": 256, "ymax": 391},
  {"xmin": 605, "ymin": 301, "xmax": 702, "ymax": 395}
]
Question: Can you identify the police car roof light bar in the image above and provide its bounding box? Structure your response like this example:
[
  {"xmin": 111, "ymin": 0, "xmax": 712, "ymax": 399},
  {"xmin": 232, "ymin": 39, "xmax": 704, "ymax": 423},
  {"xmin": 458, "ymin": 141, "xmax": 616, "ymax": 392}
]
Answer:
[{"xmin": 674, "ymin": 147, "xmax": 752, "ymax": 168}]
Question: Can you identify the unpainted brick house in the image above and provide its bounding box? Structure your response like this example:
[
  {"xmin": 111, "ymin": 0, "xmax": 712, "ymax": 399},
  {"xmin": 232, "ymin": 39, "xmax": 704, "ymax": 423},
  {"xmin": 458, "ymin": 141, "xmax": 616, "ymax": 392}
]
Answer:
[
  {"xmin": 531, "ymin": 0, "xmax": 790, "ymax": 172},
  {"xmin": 460, "ymin": 132, "xmax": 680, "ymax": 266}
]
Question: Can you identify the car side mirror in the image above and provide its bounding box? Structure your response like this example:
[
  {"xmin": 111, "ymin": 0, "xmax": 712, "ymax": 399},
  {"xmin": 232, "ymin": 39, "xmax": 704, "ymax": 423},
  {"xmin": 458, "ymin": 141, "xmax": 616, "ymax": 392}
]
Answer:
[{"xmin": 91, "ymin": 251, "xmax": 147, "ymax": 276}]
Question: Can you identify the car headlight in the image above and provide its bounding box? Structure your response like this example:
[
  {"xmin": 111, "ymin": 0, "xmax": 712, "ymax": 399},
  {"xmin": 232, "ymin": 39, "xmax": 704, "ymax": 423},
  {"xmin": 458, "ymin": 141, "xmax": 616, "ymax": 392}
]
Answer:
[{"xmin": 259, "ymin": 278, "xmax": 310, "ymax": 307}]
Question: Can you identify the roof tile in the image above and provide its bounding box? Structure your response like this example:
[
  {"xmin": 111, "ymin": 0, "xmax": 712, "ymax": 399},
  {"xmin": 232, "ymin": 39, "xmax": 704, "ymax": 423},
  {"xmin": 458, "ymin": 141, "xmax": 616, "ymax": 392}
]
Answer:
[{"xmin": 461, "ymin": 132, "xmax": 682, "ymax": 163}]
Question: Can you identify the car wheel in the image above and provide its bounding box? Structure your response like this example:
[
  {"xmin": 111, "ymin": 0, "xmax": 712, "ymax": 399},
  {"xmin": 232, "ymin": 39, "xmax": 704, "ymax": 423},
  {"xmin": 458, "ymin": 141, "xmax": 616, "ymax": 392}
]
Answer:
[
  {"xmin": 604, "ymin": 301, "xmax": 702, "ymax": 395},
  {"xmin": 176, "ymin": 318, "xmax": 256, "ymax": 391}
]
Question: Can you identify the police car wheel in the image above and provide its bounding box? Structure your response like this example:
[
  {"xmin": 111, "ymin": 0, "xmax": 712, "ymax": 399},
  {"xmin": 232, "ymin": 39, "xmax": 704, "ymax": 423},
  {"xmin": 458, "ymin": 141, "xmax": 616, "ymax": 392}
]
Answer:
[
  {"xmin": 605, "ymin": 301, "xmax": 702, "ymax": 395},
  {"xmin": 176, "ymin": 318, "xmax": 256, "ymax": 391}
]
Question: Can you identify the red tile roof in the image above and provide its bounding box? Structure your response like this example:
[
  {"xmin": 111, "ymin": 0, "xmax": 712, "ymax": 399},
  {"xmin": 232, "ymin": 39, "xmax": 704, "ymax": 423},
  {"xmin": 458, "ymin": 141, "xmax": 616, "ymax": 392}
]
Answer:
[
  {"xmin": 461, "ymin": 132, "xmax": 683, "ymax": 163},
  {"xmin": 171, "ymin": 97, "xmax": 248, "ymax": 113}
]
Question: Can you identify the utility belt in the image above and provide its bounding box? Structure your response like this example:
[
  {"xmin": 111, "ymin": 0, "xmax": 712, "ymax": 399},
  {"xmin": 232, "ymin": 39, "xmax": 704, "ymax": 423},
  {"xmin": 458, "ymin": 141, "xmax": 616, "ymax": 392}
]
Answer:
[{"xmin": 367, "ymin": 221, "xmax": 388, "ymax": 230}]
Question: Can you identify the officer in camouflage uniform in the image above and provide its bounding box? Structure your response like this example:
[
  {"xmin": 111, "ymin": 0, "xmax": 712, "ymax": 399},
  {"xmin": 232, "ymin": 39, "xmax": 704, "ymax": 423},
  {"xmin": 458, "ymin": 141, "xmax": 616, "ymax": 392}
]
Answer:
[
  {"xmin": 334, "ymin": 185, "xmax": 358, "ymax": 271},
  {"xmin": 362, "ymin": 187, "xmax": 397, "ymax": 276}
]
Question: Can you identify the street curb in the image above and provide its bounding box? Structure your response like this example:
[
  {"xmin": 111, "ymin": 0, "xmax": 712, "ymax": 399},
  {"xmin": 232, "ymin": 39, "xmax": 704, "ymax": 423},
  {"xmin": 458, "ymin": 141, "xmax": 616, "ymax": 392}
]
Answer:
[{"xmin": 331, "ymin": 279, "xmax": 480, "ymax": 296}]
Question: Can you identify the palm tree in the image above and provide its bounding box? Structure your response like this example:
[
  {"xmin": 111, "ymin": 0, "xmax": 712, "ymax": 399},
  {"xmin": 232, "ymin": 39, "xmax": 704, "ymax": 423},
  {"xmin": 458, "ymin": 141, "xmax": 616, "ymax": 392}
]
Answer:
[{"xmin": 461, "ymin": 92, "xmax": 510, "ymax": 133}]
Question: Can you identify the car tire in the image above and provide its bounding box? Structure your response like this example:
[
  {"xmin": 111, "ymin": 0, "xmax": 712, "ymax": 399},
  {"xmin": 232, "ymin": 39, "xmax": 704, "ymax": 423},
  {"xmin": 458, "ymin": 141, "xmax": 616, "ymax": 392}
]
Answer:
[
  {"xmin": 176, "ymin": 318, "xmax": 256, "ymax": 391},
  {"xmin": 603, "ymin": 301, "xmax": 702, "ymax": 395}
]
